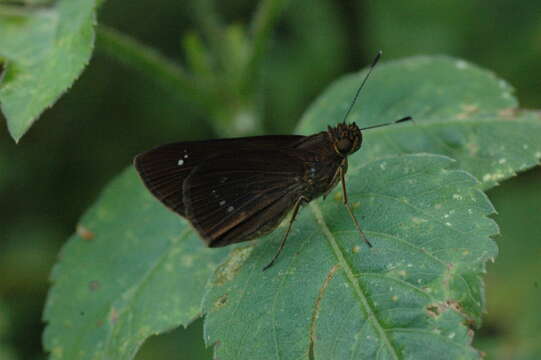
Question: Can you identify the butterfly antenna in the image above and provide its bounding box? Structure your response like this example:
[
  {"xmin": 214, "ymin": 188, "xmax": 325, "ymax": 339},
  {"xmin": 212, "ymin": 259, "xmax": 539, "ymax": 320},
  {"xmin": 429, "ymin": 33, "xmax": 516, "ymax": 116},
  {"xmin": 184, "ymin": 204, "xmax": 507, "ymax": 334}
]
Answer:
[
  {"xmin": 360, "ymin": 116, "xmax": 414, "ymax": 131},
  {"xmin": 341, "ymin": 50, "xmax": 382, "ymax": 124}
]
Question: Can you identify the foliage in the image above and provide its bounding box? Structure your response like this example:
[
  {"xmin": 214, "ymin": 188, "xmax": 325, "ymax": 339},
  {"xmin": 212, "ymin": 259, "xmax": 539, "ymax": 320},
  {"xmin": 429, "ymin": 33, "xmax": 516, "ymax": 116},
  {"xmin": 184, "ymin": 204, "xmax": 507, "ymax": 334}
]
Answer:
[
  {"xmin": 0, "ymin": 0, "xmax": 96, "ymax": 142},
  {"xmin": 43, "ymin": 57, "xmax": 541, "ymax": 359},
  {"xmin": 300, "ymin": 56, "xmax": 541, "ymax": 190},
  {"xmin": 0, "ymin": 1, "xmax": 540, "ymax": 359},
  {"xmin": 204, "ymin": 154, "xmax": 495, "ymax": 360},
  {"xmin": 43, "ymin": 169, "xmax": 229, "ymax": 359}
]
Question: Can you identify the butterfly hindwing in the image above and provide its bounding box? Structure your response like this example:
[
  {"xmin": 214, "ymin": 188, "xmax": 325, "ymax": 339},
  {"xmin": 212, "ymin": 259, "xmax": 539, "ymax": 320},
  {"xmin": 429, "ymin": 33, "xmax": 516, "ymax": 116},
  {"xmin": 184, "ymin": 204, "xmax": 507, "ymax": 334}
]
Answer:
[{"xmin": 183, "ymin": 149, "xmax": 309, "ymax": 246}]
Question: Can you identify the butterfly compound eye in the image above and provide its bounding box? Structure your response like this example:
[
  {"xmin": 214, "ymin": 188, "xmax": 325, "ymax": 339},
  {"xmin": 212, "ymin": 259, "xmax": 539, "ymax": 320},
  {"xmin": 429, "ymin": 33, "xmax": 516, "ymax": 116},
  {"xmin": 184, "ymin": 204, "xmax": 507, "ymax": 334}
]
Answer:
[
  {"xmin": 337, "ymin": 138, "xmax": 353, "ymax": 154},
  {"xmin": 328, "ymin": 123, "xmax": 362, "ymax": 155}
]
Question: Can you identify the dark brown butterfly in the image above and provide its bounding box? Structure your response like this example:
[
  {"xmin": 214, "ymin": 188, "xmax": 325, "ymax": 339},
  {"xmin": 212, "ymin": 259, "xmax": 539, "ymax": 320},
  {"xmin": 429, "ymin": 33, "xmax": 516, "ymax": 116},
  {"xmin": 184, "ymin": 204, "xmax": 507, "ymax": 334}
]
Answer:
[{"xmin": 134, "ymin": 52, "xmax": 412, "ymax": 270}]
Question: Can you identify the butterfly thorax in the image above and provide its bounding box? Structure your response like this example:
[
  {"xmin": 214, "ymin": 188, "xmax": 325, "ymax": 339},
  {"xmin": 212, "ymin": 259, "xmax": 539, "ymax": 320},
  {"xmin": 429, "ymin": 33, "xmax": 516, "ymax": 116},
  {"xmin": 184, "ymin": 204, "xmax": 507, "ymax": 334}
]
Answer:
[{"xmin": 294, "ymin": 123, "xmax": 362, "ymax": 202}]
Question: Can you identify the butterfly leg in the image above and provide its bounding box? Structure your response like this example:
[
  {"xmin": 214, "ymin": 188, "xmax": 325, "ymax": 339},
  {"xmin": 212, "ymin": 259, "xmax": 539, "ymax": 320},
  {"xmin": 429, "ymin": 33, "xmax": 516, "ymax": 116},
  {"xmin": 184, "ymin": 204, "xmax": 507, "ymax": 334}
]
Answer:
[
  {"xmin": 262, "ymin": 196, "xmax": 307, "ymax": 271},
  {"xmin": 322, "ymin": 166, "xmax": 341, "ymax": 200},
  {"xmin": 339, "ymin": 167, "xmax": 372, "ymax": 248}
]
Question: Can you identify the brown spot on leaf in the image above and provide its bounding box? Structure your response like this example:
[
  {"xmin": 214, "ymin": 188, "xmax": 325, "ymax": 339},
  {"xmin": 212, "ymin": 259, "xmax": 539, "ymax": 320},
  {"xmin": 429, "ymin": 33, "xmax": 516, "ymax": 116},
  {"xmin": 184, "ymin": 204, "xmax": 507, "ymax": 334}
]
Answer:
[
  {"xmin": 213, "ymin": 245, "xmax": 254, "ymax": 285},
  {"xmin": 88, "ymin": 280, "xmax": 100, "ymax": 291},
  {"xmin": 77, "ymin": 225, "xmax": 95, "ymax": 240},
  {"xmin": 426, "ymin": 304, "xmax": 440, "ymax": 318},
  {"xmin": 464, "ymin": 318, "xmax": 476, "ymax": 328},
  {"xmin": 498, "ymin": 107, "xmax": 517, "ymax": 119},
  {"xmin": 442, "ymin": 263, "xmax": 456, "ymax": 287},
  {"xmin": 426, "ymin": 300, "xmax": 463, "ymax": 318},
  {"xmin": 426, "ymin": 299, "xmax": 477, "ymax": 329},
  {"xmin": 446, "ymin": 299, "xmax": 462, "ymax": 313},
  {"xmin": 109, "ymin": 307, "xmax": 119, "ymax": 325},
  {"xmin": 213, "ymin": 294, "xmax": 229, "ymax": 311},
  {"xmin": 456, "ymin": 104, "xmax": 479, "ymax": 119}
]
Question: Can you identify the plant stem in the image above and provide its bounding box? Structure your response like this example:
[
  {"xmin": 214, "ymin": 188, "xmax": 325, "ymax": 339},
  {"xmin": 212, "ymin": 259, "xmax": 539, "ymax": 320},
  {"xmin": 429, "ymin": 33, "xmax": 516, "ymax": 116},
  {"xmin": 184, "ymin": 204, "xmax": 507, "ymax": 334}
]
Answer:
[
  {"xmin": 251, "ymin": 0, "xmax": 288, "ymax": 59},
  {"xmin": 96, "ymin": 25, "xmax": 206, "ymax": 108},
  {"xmin": 192, "ymin": 0, "xmax": 226, "ymax": 70},
  {"xmin": 243, "ymin": 0, "xmax": 289, "ymax": 91},
  {"xmin": 0, "ymin": 4, "xmax": 46, "ymax": 15}
]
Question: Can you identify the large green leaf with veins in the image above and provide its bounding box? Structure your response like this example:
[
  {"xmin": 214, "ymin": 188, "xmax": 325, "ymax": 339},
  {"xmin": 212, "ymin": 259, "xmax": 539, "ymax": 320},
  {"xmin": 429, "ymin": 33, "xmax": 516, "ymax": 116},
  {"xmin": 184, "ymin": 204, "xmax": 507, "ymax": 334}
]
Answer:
[
  {"xmin": 300, "ymin": 56, "xmax": 541, "ymax": 189},
  {"xmin": 43, "ymin": 168, "xmax": 229, "ymax": 359},
  {"xmin": 203, "ymin": 154, "xmax": 497, "ymax": 359},
  {"xmin": 202, "ymin": 57, "xmax": 541, "ymax": 359},
  {"xmin": 0, "ymin": 0, "xmax": 96, "ymax": 142},
  {"xmin": 44, "ymin": 56, "xmax": 541, "ymax": 359}
]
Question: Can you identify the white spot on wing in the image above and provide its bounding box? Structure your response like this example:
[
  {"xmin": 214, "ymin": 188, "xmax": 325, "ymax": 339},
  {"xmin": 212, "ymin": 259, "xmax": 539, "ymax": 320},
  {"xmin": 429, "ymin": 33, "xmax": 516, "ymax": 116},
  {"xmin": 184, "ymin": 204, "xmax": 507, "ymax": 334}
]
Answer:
[
  {"xmin": 219, "ymin": 200, "xmax": 226, "ymax": 206},
  {"xmin": 178, "ymin": 159, "xmax": 184, "ymax": 166},
  {"xmin": 227, "ymin": 206, "xmax": 234, "ymax": 212}
]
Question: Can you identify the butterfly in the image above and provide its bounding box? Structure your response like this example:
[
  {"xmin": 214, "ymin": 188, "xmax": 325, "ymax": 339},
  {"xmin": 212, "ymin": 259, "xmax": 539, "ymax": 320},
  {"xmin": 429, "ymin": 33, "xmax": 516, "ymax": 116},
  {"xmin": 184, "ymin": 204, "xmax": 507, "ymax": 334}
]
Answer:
[{"xmin": 134, "ymin": 51, "xmax": 412, "ymax": 270}]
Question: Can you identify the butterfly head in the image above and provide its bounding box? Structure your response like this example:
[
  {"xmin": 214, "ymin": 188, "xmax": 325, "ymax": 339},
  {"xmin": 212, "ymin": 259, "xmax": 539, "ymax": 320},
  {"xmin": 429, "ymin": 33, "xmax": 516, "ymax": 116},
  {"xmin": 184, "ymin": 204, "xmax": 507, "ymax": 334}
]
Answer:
[{"xmin": 328, "ymin": 123, "xmax": 362, "ymax": 156}]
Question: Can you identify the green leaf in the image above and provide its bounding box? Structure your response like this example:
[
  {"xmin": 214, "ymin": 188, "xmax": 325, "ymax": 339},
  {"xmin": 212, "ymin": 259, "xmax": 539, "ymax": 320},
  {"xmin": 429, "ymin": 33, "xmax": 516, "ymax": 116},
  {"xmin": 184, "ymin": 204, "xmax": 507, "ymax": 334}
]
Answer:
[
  {"xmin": 43, "ymin": 168, "xmax": 229, "ymax": 359},
  {"xmin": 0, "ymin": 0, "xmax": 96, "ymax": 142},
  {"xmin": 300, "ymin": 56, "xmax": 541, "ymax": 189},
  {"xmin": 202, "ymin": 56, "xmax": 541, "ymax": 358},
  {"xmin": 43, "ymin": 56, "xmax": 539, "ymax": 358},
  {"xmin": 203, "ymin": 154, "xmax": 497, "ymax": 359}
]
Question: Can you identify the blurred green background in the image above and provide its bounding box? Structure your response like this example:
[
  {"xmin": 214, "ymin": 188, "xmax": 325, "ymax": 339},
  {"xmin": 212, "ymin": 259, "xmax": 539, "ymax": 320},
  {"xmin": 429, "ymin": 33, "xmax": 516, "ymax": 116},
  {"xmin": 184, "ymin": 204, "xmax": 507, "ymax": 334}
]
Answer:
[{"xmin": 1, "ymin": 0, "xmax": 540, "ymax": 359}]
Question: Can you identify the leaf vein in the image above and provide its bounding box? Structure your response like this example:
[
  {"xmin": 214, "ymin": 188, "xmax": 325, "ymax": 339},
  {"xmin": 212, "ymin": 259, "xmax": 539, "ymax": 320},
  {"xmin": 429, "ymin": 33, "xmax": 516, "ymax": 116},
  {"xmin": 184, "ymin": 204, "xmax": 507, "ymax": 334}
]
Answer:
[
  {"xmin": 310, "ymin": 203, "xmax": 401, "ymax": 360},
  {"xmin": 309, "ymin": 263, "xmax": 340, "ymax": 359}
]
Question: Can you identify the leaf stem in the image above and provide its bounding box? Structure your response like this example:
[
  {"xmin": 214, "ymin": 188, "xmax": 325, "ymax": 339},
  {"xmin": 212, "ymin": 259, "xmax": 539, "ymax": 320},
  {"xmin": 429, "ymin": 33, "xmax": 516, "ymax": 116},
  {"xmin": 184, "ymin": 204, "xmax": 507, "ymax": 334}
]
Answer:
[
  {"xmin": 0, "ymin": 4, "xmax": 47, "ymax": 16},
  {"xmin": 95, "ymin": 25, "xmax": 206, "ymax": 108},
  {"xmin": 243, "ymin": 0, "xmax": 289, "ymax": 90},
  {"xmin": 192, "ymin": 0, "xmax": 226, "ymax": 69},
  {"xmin": 250, "ymin": 0, "xmax": 288, "ymax": 64}
]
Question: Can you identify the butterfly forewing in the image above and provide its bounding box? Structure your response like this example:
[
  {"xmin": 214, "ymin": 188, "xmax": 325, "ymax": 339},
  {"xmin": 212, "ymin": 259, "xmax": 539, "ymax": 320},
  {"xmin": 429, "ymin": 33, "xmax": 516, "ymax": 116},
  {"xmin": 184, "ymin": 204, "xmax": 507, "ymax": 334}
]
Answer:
[
  {"xmin": 134, "ymin": 144, "xmax": 194, "ymax": 215},
  {"xmin": 183, "ymin": 150, "xmax": 307, "ymax": 246},
  {"xmin": 134, "ymin": 135, "xmax": 304, "ymax": 216}
]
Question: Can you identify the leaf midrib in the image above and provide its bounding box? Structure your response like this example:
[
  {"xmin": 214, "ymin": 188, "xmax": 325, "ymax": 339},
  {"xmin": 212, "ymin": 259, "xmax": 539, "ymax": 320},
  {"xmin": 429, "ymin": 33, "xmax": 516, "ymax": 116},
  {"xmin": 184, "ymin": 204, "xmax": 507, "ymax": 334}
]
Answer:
[{"xmin": 309, "ymin": 202, "xmax": 400, "ymax": 360}]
